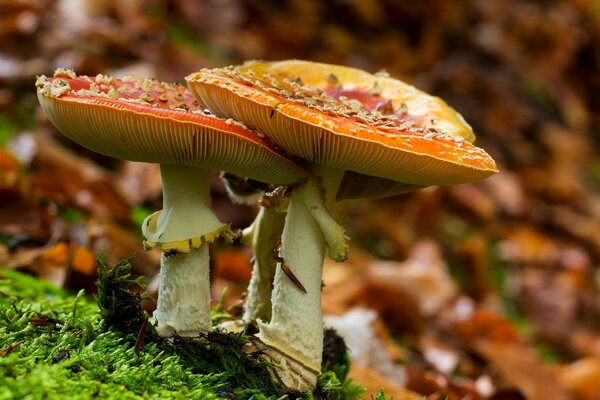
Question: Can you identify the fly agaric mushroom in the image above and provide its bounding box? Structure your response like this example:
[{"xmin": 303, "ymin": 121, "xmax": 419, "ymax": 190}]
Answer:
[
  {"xmin": 36, "ymin": 69, "xmax": 307, "ymax": 337},
  {"xmin": 187, "ymin": 60, "xmax": 498, "ymax": 389},
  {"xmin": 221, "ymin": 173, "xmax": 289, "ymax": 324}
]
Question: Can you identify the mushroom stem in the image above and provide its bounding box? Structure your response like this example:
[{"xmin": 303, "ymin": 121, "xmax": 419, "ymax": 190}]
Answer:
[
  {"xmin": 298, "ymin": 174, "xmax": 349, "ymax": 262},
  {"xmin": 144, "ymin": 164, "xmax": 225, "ymax": 337},
  {"xmin": 155, "ymin": 246, "xmax": 211, "ymax": 337},
  {"xmin": 257, "ymin": 165, "xmax": 344, "ymax": 388},
  {"xmin": 242, "ymin": 206, "xmax": 286, "ymax": 323}
]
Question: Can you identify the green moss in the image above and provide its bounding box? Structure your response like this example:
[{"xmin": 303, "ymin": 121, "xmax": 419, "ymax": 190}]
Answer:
[
  {"xmin": 0, "ymin": 261, "xmax": 363, "ymax": 399},
  {"xmin": 95, "ymin": 255, "xmax": 155, "ymax": 338},
  {"xmin": 0, "ymin": 269, "xmax": 220, "ymax": 399}
]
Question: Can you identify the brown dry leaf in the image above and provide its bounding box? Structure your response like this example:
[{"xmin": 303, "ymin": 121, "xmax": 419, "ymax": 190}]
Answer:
[
  {"xmin": 521, "ymin": 165, "xmax": 584, "ymax": 203},
  {"xmin": 517, "ymin": 269, "xmax": 579, "ymax": 344},
  {"xmin": 480, "ymin": 171, "xmax": 527, "ymax": 218},
  {"xmin": 497, "ymin": 226, "xmax": 561, "ymax": 267},
  {"xmin": 0, "ymin": 341, "xmax": 22, "ymax": 357},
  {"xmin": 85, "ymin": 218, "xmax": 158, "ymax": 276},
  {"xmin": 42, "ymin": 242, "xmax": 69, "ymax": 265},
  {"xmin": 0, "ymin": 147, "xmax": 59, "ymax": 240},
  {"xmin": 42, "ymin": 241, "xmax": 107, "ymax": 278},
  {"xmin": 322, "ymin": 255, "xmax": 366, "ymax": 316},
  {"xmin": 116, "ymin": 161, "xmax": 162, "ymax": 206},
  {"xmin": 454, "ymin": 308, "xmax": 522, "ymax": 345},
  {"xmin": 570, "ymin": 330, "xmax": 600, "ymax": 360},
  {"xmin": 475, "ymin": 340, "xmax": 571, "ymax": 400},
  {"xmin": 358, "ymin": 241, "xmax": 456, "ymax": 334},
  {"xmin": 8, "ymin": 134, "xmax": 131, "ymax": 222},
  {"xmin": 28, "ymin": 245, "xmax": 69, "ymax": 287},
  {"xmin": 549, "ymin": 207, "xmax": 600, "ymax": 259},
  {"xmin": 213, "ymin": 248, "xmax": 252, "ymax": 282},
  {"xmin": 445, "ymin": 183, "xmax": 497, "ymax": 222},
  {"xmin": 405, "ymin": 368, "xmax": 483, "ymax": 400},
  {"xmin": 71, "ymin": 245, "xmax": 95, "ymax": 276},
  {"xmin": 1, "ymin": 246, "xmax": 45, "ymax": 270},
  {"xmin": 0, "ymin": 147, "xmax": 21, "ymax": 189},
  {"xmin": 455, "ymin": 236, "xmax": 494, "ymax": 301},
  {"xmin": 348, "ymin": 364, "xmax": 421, "ymax": 400},
  {"xmin": 355, "ymin": 274, "xmax": 423, "ymax": 335},
  {"xmin": 557, "ymin": 358, "xmax": 600, "ymax": 400},
  {"xmin": 344, "ymin": 200, "xmax": 414, "ymax": 260},
  {"xmin": 0, "ymin": 199, "xmax": 50, "ymax": 240},
  {"xmin": 8, "ymin": 242, "xmax": 84, "ymax": 287}
]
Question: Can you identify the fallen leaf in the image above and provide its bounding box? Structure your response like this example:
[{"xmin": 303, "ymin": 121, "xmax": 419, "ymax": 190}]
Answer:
[
  {"xmin": 557, "ymin": 358, "xmax": 600, "ymax": 400},
  {"xmin": 42, "ymin": 242, "xmax": 68, "ymax": 265},
  {"xmin": 517, "ymin": 269, "xmax": 578, "ymax": 344},
  {"xmin": 116, "ymin": 161, "xmax": 162, "ymax": 206},
  {"xmin": 348, "ymin": 364, "xmax": 421, "ymax": 400},
  {"xmin": 475, "ymin": 340, "xmax": 571, "ymax": 400},
  {"xmin": 85, "ymin": 218, "xmax": 159, "ymax": 276},
  {"xmin": 405, "ymin": 367, "xmax": 483, "ymax": 400},
  {"xmin": 8, "ymin": 134, "xmax": 131, "ymax": 222},
  {"xmin": 454, "ymin": 308, "xmax": 522, "ymax": 345},
  {"xmin": 0, "ymin": 341, "xmax": 22, "ymax": 357},
  {"xmin": 71, "ymin": 245, "xmax": 95, "ymax": 276},
  {"xmin": 358, "ymin": 241, "xmax": 457, "ymax": 334},
  {"xmin": 213, "ymin": 247, "xmax": 252, "ymax": 282}
]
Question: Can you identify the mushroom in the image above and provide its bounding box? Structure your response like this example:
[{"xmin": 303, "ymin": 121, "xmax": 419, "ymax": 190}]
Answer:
[
  {"xmin": 36, "ymin": 69, "xmax": 307, "ymax": 337},
  {"xmin": 220, "ymin": 173, "xmax": 289, "ymax": 324},
  {"xmin": 187, "ymin": 60, "xmax": 498, "ymax": 389}
]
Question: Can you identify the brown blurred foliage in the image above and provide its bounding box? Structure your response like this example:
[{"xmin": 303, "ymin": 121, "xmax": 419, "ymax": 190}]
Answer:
[{"xmin": 2, "ymin": 0, "xmax": 600, "ymax": 398}]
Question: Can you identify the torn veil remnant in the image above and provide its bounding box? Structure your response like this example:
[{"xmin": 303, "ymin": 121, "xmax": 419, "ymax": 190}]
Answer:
[
  {"xmin": 187, "ymin": 60, "xmax": 498, "ymax": 390},
  {"xmin": 36, "ymin": 69, "xmax": 307, "ymax": 338}
]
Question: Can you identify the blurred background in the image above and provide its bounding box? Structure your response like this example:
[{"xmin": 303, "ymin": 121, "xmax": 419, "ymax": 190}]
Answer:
[{"xmin": 1, "ymin": 0, "xmax": 600, "ymax": 398}]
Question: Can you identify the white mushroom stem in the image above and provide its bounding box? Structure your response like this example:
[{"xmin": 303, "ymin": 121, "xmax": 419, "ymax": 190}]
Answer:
[
  {"xmin": 257, "ymin": 165, "xmax": 346, "ymax": 388},
  {"xmin": 155, "ymin": 247, "xmax": 211, "ymax": 337},
  {"xmin": 242, "ymin": 206, "xmax": 286, "ymax": 323},
  {"xmin": 143, "ymin": 164, "xmax": 227, "ymax": 337}
]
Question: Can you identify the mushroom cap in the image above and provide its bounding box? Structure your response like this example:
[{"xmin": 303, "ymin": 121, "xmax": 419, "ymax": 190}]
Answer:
[
  {"xmin": 187, "ymin": 60, "xmax": 497, "ymax": 196},
  {"xmin": 36, "ymin": 69, "xmax": 307, "ymax": 186},
  {"xmin": 236, "ymin": 59, "xmax": 476, "ymax": 143}
]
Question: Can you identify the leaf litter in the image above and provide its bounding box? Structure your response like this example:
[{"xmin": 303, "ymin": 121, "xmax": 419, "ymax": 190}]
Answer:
[{"xmin": 2, "ymin": 0, "xmax": 600, "ymax": 398}]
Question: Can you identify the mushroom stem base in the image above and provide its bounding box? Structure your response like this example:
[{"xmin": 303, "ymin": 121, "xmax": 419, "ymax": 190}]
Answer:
[
  {"xmin": 154, "ymin": 245, "xmax": 211, "ymax": 337},
  {"xmin": 246, "ymin": 338, "xmax": 319, "ymax": 392},
  {"xmin": 255, "ymin": 166, "xmax": 345, "ymax": 389}
]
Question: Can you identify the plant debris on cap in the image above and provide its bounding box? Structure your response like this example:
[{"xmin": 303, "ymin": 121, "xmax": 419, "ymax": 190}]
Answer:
[
  {"xmin": 36, "ymin": 68, "xmax": 307, "ymax": 186},
  {"xmin": 187, "ymin": 60, "xmax": 498, "ymax": 187}
]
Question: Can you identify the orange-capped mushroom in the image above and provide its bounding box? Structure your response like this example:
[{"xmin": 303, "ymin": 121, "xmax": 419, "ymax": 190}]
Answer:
[
  {"xmin": 187, "ymin": 60, "xmax": 496, "ymax": 188},
  {"xmin": 36, "ymin": 69, "xmax": 307, "ymax": 338},
  {"xmin": 187, "ymin": 60, "xmax": 498, "ymax": 390}
]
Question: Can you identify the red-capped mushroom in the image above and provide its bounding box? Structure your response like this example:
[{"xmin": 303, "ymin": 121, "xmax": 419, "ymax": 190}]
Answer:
[
  {"xmin": 36, "ymin": 69, "xmax": 307, "ymax": 337},
  {"xmin": 187, "ymin": 60, "xmax": 498, "ymax": 389}
]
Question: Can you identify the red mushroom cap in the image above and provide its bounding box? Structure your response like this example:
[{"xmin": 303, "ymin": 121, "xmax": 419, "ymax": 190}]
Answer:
[{"xmin": 36, "ymin": 69, "xmax": 307, "ymax": 186}]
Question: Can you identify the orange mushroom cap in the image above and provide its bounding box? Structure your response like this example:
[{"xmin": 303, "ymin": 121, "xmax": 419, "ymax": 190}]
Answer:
[
  {"xmin": 36, "ymin": 69, "xmax": 307, "ymax": 186},
  {"xmin": 187, "ymin": 60, "xmax": 498, "ymax": 196}
]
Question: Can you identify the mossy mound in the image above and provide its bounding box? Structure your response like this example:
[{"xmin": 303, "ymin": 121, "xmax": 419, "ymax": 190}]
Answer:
[{"xmin": 0, "ymin": 260, "xmax": 364, "ymax": 399}]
